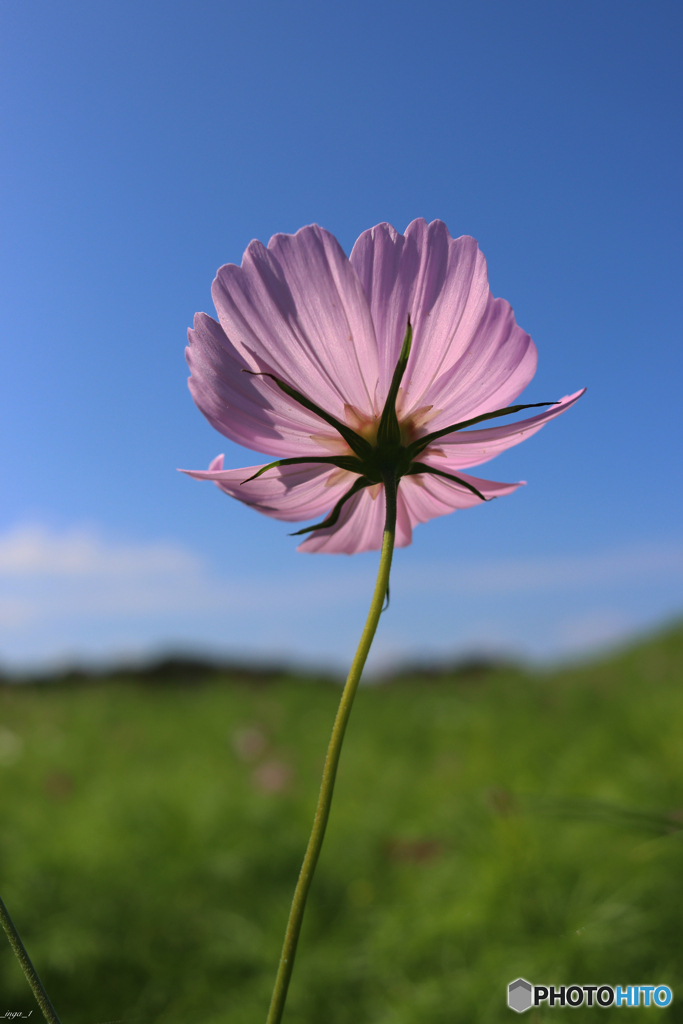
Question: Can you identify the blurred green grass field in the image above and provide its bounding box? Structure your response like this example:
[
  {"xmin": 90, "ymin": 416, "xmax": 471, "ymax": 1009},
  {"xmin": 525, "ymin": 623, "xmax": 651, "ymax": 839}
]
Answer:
[{"xmin": 1, "ymin": 624, "xmax": 683, "ymax": 1023}]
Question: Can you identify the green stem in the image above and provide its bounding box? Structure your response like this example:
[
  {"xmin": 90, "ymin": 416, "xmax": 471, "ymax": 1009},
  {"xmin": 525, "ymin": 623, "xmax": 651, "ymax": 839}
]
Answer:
[
  {"xmin": 265, "ymin": 469, "xmax": 398, "ymax": 1024},
  {"xmin": 0, "ymin": 895, "xmax": 62, "ymax": 1024}
]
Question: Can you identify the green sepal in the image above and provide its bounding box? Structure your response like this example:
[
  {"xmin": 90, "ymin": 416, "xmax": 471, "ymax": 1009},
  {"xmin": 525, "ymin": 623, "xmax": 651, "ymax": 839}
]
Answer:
[
  {"xmin": 405, "ymin": 401, "xmax": 558, "ymax": 460},
  {"xmin": 407, "ymin": 462, "xmax": 488, "ymax": 501},
  {"xmin": 376, "ymin": 316, "xmax": 412, "ymax": 448},
  {"xmin": 289, "ymin": 477, "xmax": 371, "ymax": 536},
  {"xmin": 241, "ymin": 455, "xmax": 364, "ymax": 484},
  {"xmin": 242, "ymin": 370, "xmax": 373, "ymax": 459}
]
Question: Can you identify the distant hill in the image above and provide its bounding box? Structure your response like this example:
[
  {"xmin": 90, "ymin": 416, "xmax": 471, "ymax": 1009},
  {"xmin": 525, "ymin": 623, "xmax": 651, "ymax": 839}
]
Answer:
[{"xmin": 3, "ymin": 617, "xmax": 681, "ymax": 687}]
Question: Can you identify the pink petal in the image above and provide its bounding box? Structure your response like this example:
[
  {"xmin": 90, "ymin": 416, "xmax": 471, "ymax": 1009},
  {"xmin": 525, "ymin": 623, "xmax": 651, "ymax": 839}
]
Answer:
[
  {"xmin": 349, "ymin": 219, "xmax": 537, "ymax": 428},
  {"xmin": 399, "ymin": 471, "xmax": 522, "ymax": 528},
  {"xmin": 211, "ymin": 225, "xmax": 380, "ymax": 422},
  {"xmin": 298, "ymin": 484, "xmax": 414, "ymax": 555},
  {"xmin": 298, "ymin": 467, "xmax": 523, "ymax": 555},
  {"xmin": 179, "ymin": 457, "xmax": 357, "ymax": 523},
  {"xmin": 421, "ymin": 389, "xmax": 586, "ymax": 470},
  {"xmin": 187, "ymin": 313, "xmax": 345, "ymax": 458},
  {"xmin": 297, "ymin": 488, "xmax": 383, "ymax": 554},
  {"xmin": 420, "ymin": 291, "xmax": 537, "ymax": 431}
]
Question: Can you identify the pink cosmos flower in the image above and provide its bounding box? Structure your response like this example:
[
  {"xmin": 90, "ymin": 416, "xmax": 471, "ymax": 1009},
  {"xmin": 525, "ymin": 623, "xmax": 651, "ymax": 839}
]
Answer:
[{"xmin": 182, "ymin": 219, "xmax": 583, "ymax": 554}]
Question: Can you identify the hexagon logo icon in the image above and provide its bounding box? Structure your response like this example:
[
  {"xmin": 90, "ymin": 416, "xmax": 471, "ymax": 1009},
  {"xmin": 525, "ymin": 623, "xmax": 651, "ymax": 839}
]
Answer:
[{"xmin": 508, "ymin": 978, "xmax": 533, "ymax": 1013}]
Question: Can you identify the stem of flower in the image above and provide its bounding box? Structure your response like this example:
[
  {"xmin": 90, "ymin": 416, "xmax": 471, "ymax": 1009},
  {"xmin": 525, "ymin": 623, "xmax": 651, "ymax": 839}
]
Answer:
[
  {"xmin": 0, "ymin": 896, "xmax": 62, "ymax": 1024},
  {"xmin": 265, "ymin": 469, "xmax": 398, "ymax": 1024}
]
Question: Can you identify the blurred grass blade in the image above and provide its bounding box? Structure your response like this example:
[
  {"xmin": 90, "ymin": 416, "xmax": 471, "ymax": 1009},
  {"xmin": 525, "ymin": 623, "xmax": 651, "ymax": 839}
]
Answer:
[{"xmin": 0, "ymin": 896, "xmax": 62, "ymax": 1024}]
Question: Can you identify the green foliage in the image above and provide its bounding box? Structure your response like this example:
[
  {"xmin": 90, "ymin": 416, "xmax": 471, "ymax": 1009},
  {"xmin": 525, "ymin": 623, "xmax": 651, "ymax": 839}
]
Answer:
[{"xmin": 1, "ymin": 624, "xmax": 683, "ymax": 1022}]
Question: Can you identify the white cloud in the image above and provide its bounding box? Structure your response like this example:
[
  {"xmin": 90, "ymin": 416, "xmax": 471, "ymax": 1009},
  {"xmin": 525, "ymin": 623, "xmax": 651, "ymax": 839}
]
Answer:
[
  {"xmin": 0, "ymin": 525, "xmax": 198, "ymax": 577},
  {"xmin": 553, "ymin": 609, "xmax": 633, "ymax": 652},
  {"xmin": 0, "ymin": 523, "xmax": 680, "ymax": 670},
  {"xmin": 0, "ymin": 596, "xmax": 35, "ymax": 628},
  {"xmin": 398, "ymin": 544, "xmax": 683, "ymax": 596},
  {"xmin": 0, "ymin": 524, "xmax": 376, "ymax": 623}
]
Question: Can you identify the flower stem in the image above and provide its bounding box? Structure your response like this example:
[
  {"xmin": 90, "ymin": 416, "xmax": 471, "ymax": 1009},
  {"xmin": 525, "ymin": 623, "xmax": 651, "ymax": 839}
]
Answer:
[
  {"xmin": 0, "ymin": 895, "xmax": 62, "ymax": 1024},
  {"xmin": 265, "ymin": 469, "xmax": 398, "ymax": 1024}
]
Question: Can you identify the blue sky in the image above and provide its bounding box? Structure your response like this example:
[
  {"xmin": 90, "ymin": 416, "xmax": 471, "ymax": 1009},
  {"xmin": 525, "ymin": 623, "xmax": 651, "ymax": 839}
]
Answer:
[{"xmin": 1, "ymin": 0, "xmax": 681, "ymax": 672}]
